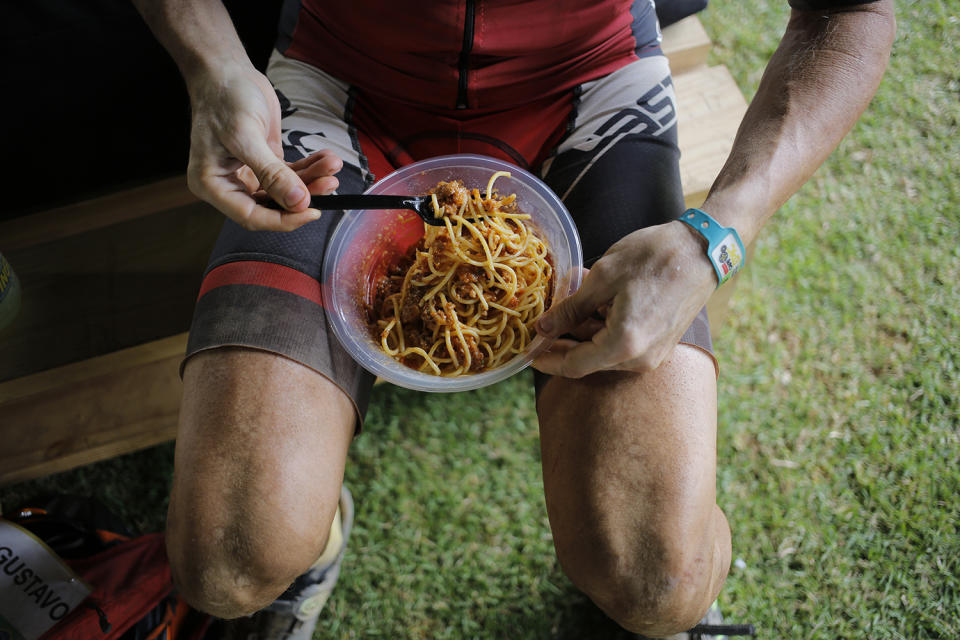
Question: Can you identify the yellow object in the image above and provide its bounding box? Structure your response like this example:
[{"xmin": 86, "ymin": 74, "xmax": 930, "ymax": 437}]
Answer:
[
  {"xmin": 311, "ymin": 504, "xmax": 343, "ymax": 571},
  {"xmin": 0, "ymin": 252, "xmax": 21, "ymax": 332}
]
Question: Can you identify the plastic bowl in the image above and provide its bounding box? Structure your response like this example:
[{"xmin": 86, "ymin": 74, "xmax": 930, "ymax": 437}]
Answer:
[{"xmin": 322, "ymin": 154, "xmax": 583, "ymax": 392}]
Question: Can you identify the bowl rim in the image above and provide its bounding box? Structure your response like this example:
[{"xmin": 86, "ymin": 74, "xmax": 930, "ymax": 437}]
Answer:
[{"xmin": 321, "ymin": 153, "xmax": 583, "ymax": 392}]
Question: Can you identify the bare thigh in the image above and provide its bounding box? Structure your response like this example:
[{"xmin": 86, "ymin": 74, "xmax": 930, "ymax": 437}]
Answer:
[
  {"xmin": 537, "ymin": 345, "xmax": 730, "ymax": 634},
  {"xmin": 166, "ymin": 347, "xmax": 357, "ymax": 617}
]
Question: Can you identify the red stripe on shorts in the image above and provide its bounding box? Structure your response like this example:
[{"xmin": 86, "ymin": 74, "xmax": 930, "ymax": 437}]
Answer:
[{"xmin": 198, "ymin": 261, "xmax": 324, "ymax": 306}]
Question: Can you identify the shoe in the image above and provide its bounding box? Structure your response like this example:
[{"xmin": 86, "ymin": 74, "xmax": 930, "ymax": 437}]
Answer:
[
  {"xmin": 666, "ymin": 601, "xmax": 755, "ymax": 640},
  {"xmin": 212, "ymin": 485, "xmax": 355, "ymax": 640}
]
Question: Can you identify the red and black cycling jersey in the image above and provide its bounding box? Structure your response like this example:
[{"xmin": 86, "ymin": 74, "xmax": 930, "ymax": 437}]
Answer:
[
  {"xmin": 275, "ymin": 0, "xmax": 882, "ymax": 112},
  {"xmin": 276, "ymin": 0, "xmax": 663, "ymax": 110}
]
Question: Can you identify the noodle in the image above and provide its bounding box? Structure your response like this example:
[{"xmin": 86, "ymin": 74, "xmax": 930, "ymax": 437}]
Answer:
[{"xmin": 370, "ymin": 172, "xmax": 552, "ymax": 376}]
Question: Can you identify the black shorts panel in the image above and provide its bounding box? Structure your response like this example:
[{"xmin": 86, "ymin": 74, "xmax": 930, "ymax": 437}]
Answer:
[{"xmin": 534, "ymin": 57, "xmax": 716, "ymax": 393}]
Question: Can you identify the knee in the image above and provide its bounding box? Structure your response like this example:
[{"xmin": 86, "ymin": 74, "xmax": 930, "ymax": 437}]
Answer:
[
  {"xmin": 555, "ymin": 525, "xmax": 723, "ymax": 637},
  {"xmin": 165, "ymin": 497, "xmax": 335, "ymax": 618}
]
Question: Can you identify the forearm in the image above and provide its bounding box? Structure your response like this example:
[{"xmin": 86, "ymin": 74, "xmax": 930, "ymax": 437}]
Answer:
[
  {"xmin": 131, "ymin": 0, "xmax": 252, "ymax": 89},
  {"xmin": 700, "ymin": 1, "xmax": 896, "ymax": 246}
]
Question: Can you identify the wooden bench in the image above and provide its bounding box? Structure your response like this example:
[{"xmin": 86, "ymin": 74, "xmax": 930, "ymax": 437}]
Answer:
[{"xmin": 0, "ymin": 16, "xmax": 747, "ymax": 486}]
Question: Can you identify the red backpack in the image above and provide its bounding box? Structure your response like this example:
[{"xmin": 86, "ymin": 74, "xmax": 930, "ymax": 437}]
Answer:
[{"xmin": 1, "ymin": 495, "xmax": 210, "ymax": 640}]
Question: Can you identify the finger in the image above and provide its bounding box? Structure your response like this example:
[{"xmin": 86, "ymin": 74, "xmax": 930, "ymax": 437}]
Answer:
[
  {"xmin": 536, "ymin": 266, "xmax": 613, "ymax": 339},
  {"xmin": 224, "ymin": 189, "xmax": 322, "ymax": 231},
  {"xmin": 229, "ymin": 123, "xmax": 311, "ymax": 212},
  {"xmin": 304, "ymin": 175, "xmax": 340, "ymax": 195},
  {"xmin": 531, "ymin": 338, "xmax": 579, "ymax": 375},
  {"xmin": 292, "ymin": 151, "xmax": 342, "ymax": 197},
  {"xmin": 235, "ymin": 165, "xmax": 260, "ymax": 193},
  {"xmin": 569, "ymin": 316, "xmax": 606, "ymax": 341},
  {"xmin": 532, "ymin": 337, "xmax": 614, "ymax": 379},
  {"xmin": 199, "ymin": 173, "xmax": 321, "ymax": 232},
  {"xmin": 298, "ymin": 159, "xmax": 341, "ymax": 185},
  {"xmin": 244, "ymin": 205, "xmax": 321, "ymax": 231},
  {"xmin": 290, "ymin": 149, "xmax": 343, "ymax": 174},
  {"xmin": 238, "ymin": 158, "xmax": 336, "ymax": 195}
]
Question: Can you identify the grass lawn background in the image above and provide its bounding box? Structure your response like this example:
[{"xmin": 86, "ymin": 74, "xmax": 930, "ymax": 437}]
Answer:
[{"xmin": 2, "ymin": 1, "xmax": 957, "ymax": 638}]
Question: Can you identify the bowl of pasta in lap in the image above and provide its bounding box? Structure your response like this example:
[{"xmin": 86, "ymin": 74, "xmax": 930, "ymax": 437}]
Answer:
[{"xmin": 322, "ymin": 153, "xmax": 583, "ymax": 392}]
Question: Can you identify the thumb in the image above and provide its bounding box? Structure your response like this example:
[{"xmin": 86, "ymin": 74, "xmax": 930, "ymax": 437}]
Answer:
[
  {"xmin": 536, "ymin": 291, "xmax": 590, "ymax": 339},
  {"xmin": 536, "ymin": 267, "xmax": 608, "ymax": 339},
  {"xmin": 232, "ymin": 128, "xmax": 309, "ymax": 211}
]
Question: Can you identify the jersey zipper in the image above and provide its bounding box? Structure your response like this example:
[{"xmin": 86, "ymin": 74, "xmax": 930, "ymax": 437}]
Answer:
[{"xmin": 457, "ymin": 0, "xmax": 477, "ymax": 109}]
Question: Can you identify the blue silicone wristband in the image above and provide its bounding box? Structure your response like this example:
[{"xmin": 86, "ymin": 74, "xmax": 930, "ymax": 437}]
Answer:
[{"xmin": 679, "ymin": 208, "xmax": 746, "ymax": 287}]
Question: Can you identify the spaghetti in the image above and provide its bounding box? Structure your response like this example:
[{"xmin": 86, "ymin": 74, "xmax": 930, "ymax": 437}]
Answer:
[{"xmin": 370, "ymin": 171, "xmax": 553, "ymax": 376}]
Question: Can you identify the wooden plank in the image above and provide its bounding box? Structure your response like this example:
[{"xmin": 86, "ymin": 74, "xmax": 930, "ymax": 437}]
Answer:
[
  {"xmin": 0, "ymin": 203, "xmax": 222, "ymax": 382},
  {"xmin": 0, "ymin": 334, "xmax": 187, "ymax": 486},
  {"xmin": 0, "ymin": 333, "xmax": 186, "ymax": 404},
  {"xmin": 662, "ymin": 15, "xmax": 712, "ymax": 75},
  {"xmin": 0, "ymin": 176, "xmax": 196, "ymax": 251},
  {"xmin": 675, "ymin": 64, "xmax": 748, "ymax": 208}
]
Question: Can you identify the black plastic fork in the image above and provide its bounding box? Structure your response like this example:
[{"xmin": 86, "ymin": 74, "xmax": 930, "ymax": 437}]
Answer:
[{"xmin": 266, "ymin": 194, "xmax": 477, "ymax": 226}]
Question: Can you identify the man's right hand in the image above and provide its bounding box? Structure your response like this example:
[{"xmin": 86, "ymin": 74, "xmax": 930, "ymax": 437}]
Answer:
[
  {"xmin": 185, "ymin": 63, "xmax": 342, "ymax": 232},
  {"xmin": 131, "ymin": 0, "xmax": 341, "ymax": 232}
]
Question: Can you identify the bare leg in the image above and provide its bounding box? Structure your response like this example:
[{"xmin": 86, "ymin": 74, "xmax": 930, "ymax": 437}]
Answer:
[
  {"xmin": 537, "ymin": 345, "xmax": 731, "ymax": 637},
  {"xmin": 166, "ymin": 348, "xmax": 357, "ymax": 618}
]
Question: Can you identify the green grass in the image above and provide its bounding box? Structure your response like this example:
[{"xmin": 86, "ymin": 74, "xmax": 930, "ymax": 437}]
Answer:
[
  {"xmin": 702, "ymin": 1, "xmax": 960, "ymax": 637},
  {"xmin": 2, "ymin": 1, "xmax": 958, "ymax": 637}
]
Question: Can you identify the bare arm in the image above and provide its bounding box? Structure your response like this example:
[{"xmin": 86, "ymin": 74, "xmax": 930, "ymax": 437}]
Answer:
[
  {"xmin": 534, "ymin": 1, "xmax": 896, "ymax": 378},
  {"xmin": 131, "ymin": 0, "xmax": 247, "ymax": 81},
  {"xmin": 132, "ymin": 0, "xmax": 342, "ymax": 231},
  {"xmin": 700, "ymin": 0, "xmax": 897, "ymax": 246}
]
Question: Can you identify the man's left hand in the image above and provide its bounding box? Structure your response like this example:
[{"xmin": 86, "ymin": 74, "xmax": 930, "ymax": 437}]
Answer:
[{"xmin": 533, "ymin": 219, "xmax": 716, "ymax": 378}]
